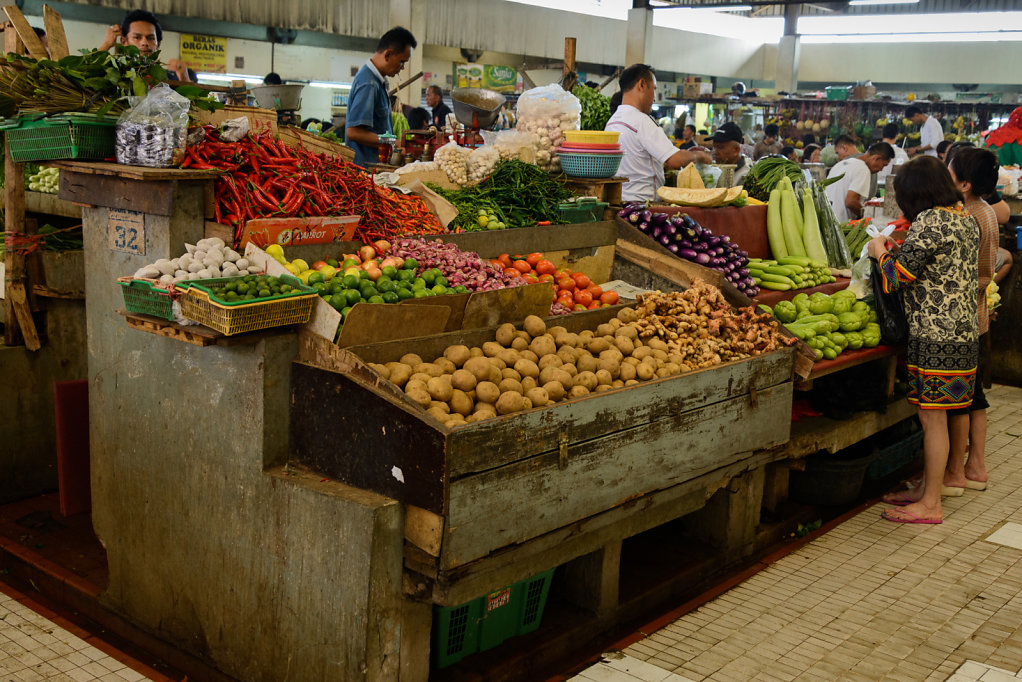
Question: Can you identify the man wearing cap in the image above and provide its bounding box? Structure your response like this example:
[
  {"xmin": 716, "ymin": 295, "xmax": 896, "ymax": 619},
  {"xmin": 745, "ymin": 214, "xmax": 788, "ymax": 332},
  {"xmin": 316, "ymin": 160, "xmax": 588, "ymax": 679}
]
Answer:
[
  {"xmin": 711, "ymin": 122, "xmax": 752, "ymax": 187},
  {"xmin": 605, "ymin": 64, "xmax": 711, "ymax": 202}
]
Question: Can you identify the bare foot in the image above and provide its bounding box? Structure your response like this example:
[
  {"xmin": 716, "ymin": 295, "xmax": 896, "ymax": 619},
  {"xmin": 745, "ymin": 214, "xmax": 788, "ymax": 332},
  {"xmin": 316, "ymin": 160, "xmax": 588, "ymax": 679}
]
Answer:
[
  {"xmin": 883, "ymin": 490, "xmax": 921, "ymax": 505},
  {"xmin": 898, "ymin": 500, "xmax": 942, "ymax": 523},
  {"xmin": 964, "ymin": 467, "xmax": 988, "ymax": 485}
]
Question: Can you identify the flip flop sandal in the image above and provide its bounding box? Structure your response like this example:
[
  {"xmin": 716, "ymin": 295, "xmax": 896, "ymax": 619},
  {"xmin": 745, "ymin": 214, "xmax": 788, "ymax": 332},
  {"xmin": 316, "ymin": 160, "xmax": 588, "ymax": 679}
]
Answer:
[
  {"xmin": 965, "ymin": 479, "xmax": 988, "ymax": 491},
  {"xmin": 941, "ymin": 485, "xmax": 965, "ymax": 497},
  {"xmin": 881, "ymin": 508, "xmax": 942, "ymax": 524},
  {"xmin": 882, "ymin": 492, "xmax": 916, "ymax": 506}
]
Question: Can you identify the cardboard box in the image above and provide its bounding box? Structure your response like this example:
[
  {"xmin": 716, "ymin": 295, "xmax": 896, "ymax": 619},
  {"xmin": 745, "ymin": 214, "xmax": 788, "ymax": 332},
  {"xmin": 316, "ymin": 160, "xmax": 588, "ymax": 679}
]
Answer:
[
  {"xmin": 239, "ymin": 216, "xmax": 360, "ymax": 249},
  {"xmin": 191, "ymin": 104, "xmax": 277, "ymax": 136},
  {"xmin": 683, "ymin": 82, "xmax": 713, "ymax": 99},
  {"xmin": 852, "ymin": 85, "xmax": 876, "ymax": 100}
]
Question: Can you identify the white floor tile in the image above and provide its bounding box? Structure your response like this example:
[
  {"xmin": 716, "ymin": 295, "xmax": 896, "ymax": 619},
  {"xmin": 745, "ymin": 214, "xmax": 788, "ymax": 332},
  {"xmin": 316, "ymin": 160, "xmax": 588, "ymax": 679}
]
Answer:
[
  {"xmin": 600, "ymin": 652, "xmax": 674, "ymax": 681},
  {"xmin": 579, "ymin": 662, "xmax": 648, "ymax": 681}
]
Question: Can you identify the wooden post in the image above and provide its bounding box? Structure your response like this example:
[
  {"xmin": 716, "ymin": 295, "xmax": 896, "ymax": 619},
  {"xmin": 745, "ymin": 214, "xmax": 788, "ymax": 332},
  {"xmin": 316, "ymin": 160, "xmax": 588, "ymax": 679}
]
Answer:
[
  {"xmin": 2, "ymin": 23, "xmax": 39, "ymax": 350},
  {"xmin": 561, "ymin": 37, "xmax": 577, "ymax": 91},
  {"xmin": 3, "ymin": 6, "xmax": 47, "ymax": 59},
  {"xmin": 42, "ymin": 4, "xmax": 69, "ymax": 60}
]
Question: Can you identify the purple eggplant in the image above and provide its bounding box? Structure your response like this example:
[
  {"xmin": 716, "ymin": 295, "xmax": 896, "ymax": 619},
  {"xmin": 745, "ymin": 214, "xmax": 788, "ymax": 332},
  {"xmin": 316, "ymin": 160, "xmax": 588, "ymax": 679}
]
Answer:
[
  {"xmin": 667, "ymin": 243, "xmax": 680, "ymax": 254},
  {"xmin": 693, "ymin": 242, "xmax": 708, "ymax": 252},
  {"xmin": 678, "ymin": 239, "xmax": 692, "ymax": 249},
  {"xmin": 638, "ymin": 221, "xmax": 649, "ymax": 233},
  {"xmin": 659, "ymin": 234, "xmax": 672, "ymax": 246},
  {"xmin": 640, "ymin": 210, "xmax": 652, "ymax": 224},
  {"xmin": 678, "ymin": 248, "xmax": 698, "ymax": 260},
  {"xmin": 695, "ymin": 253, "xmax": 711, "ymax": 265},
  {"xmin": 707, "ymin": 236, "xmax": 721, "ymax": 247},
  {"xmin": 651, "ymin": 226, "xmax": 663, "ymax": 239}
]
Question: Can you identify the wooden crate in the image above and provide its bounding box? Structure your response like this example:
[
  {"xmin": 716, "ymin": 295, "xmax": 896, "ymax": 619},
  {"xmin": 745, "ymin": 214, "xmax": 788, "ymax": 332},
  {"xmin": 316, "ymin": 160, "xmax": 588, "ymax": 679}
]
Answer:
[
  {"xmin": 191, "ymin": 104, "xmax": 277, "ymax": 136},
  {"xmin": 278, "ymin": 125, "xmax": 356, "ymax": 163},
  {"xmin": 290, "ymin": 320, "xmax": 795, "ymax": 574}
]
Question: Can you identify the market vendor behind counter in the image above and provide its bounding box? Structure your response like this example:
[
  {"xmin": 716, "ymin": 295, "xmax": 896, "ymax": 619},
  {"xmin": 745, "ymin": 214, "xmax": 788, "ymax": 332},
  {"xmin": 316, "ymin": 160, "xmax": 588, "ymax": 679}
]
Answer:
[{"xmin": 605, "ymin": 64, "xmax": 711, "ymax": 203}]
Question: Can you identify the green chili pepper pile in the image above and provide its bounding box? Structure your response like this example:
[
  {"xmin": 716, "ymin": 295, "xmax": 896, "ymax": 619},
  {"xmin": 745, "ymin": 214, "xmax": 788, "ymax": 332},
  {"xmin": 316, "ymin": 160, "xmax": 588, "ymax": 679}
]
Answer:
[{"xmin": 429, "ymin": 159, "xmax": 574, "ymax": 231}]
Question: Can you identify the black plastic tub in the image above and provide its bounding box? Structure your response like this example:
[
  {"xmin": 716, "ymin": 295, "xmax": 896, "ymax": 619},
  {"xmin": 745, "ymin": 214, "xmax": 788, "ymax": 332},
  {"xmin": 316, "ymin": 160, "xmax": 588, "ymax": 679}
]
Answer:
[{"xmin": 790, "ymin": 445, "xmax": 877, "ymax": 506}]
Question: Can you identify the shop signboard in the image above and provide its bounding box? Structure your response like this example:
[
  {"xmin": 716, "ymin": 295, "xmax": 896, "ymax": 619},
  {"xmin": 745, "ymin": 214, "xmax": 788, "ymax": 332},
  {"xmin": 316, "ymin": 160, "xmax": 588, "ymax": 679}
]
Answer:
[
  {"xmin": 454, "ymin": 63, "xmax": 520, "ymax": 93},
  {"xmin": 179, "ymin": 34, "xmax": 227, "ymax": 74}
]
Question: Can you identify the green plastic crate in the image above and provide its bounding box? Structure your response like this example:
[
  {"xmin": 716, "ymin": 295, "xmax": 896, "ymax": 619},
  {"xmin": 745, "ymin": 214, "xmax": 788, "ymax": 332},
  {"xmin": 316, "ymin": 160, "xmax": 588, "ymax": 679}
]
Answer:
[
  {"xmin": 825, "ymin": 86, "xmax": 851, "ymax": 101},
  {"xmin": 0, "ymin": 113, "xmax": 117, "ymax": 162},
  {"xmin": 433, "ymin": 568, "xmax": 554, "ymax": 669},
  {"xmin": 118, "ymin": 277, "xmax": 174, "ymax": 321},
  {"xmin": 558, "ymin": 197, "xmax": 609, "ymax": 224}
]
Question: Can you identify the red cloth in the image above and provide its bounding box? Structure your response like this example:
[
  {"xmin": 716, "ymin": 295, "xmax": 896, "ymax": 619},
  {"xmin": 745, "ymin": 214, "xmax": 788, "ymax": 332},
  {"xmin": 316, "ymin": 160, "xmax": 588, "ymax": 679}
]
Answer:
[{"xmin": 985, "ymin": 107, "xmax": 1022, "ymax": 148}]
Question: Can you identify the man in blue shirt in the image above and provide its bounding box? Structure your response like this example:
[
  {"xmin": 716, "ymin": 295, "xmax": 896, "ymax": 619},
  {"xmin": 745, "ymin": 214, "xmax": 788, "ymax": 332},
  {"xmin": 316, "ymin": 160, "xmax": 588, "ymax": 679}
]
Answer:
[{"xmin": 345, "ymin": 27, "xmax": 417, "ymax": 167}]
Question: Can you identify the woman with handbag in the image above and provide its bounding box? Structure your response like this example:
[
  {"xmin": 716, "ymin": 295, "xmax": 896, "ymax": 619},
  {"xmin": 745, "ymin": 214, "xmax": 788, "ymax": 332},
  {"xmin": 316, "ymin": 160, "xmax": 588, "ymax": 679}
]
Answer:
[{"xmin": 868, "ymin": 155, "xmax": 980, "ymax": 524}]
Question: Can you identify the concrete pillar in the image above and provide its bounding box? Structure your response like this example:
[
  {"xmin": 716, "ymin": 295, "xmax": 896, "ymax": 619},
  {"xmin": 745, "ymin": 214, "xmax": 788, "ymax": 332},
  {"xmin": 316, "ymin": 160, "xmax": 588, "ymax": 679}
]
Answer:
[
  {"xmin": 774, "ymin": 4, "xmax": 800, "ymax": 93},
  {"xmin": 625, "ymin": 7, "xmax": 654, "ymax": 68},
  {"xmin": 389, "ymin": 0, "xmax": 425, "ymax": 109}
]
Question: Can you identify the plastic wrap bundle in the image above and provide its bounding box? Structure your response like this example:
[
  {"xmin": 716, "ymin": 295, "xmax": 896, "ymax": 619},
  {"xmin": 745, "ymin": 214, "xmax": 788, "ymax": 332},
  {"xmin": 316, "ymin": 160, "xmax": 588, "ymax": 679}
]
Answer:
[
  {"xmin": 115, "ymin": 83, "xmax": 190, "ymax": 167},
  {"xmin": 515, "ymin": 84, "xmax": 581, "ymax": 172}
]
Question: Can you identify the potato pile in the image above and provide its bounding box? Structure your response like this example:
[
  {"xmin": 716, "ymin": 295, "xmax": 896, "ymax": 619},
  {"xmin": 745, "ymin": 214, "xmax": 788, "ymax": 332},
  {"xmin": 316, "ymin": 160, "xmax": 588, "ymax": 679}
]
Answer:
[{"xmin": 367, "ymin": 308, "xmax": 689, "ymax": 428}]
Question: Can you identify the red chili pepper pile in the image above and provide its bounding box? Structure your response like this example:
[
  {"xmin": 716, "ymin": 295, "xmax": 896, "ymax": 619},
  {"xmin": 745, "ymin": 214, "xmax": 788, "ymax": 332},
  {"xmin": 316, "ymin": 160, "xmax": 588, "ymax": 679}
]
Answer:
[{"xmin": 184, "ymin": 127, "xmax": 444, "ymax": 246}]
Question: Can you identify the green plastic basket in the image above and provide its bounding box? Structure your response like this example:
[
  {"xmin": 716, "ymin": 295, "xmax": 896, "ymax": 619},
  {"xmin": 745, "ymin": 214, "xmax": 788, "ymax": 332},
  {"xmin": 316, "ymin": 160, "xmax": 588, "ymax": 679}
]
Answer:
[
  {"xmin": 558, "ymin": 198, "xmax": 609, "ymax": 224},
  {"xmin": 0, "ymin": 113, "xmax": 117, "ymax": 162},
  {"xmin": 175, "ymin": 274, "xmax": 317, "ymax": 335},
  {"xmin": 433, "ymin": 568, "xmax": 554, "ymax": 669},
  {"xmin": 118, "ymin": 278, "xmax": 175, "ymax": 321}
]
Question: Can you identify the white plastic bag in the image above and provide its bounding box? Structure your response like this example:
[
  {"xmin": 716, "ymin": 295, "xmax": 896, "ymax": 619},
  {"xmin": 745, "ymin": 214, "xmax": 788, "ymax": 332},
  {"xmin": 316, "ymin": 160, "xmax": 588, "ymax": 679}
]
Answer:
[
  {"xmin": 847, "ymin": 221, "xmax": 897, "ymax": 299},
  {"xmin": 492, "ymin": 130, "xmax": 541, "ymax": 163},
  {"xmin": 515, "ymin": 84, "xmax": 581, "ymax": 172},
  {"xmin": 115, "ymin": 83, "xmax": 190, "ymax": 167},
  {"xmin": 467, "ymin": 145, "xmax": 500, "ymax": 182},
  {"xmin": 433, "ymin": 139, "xmax": 470, "ymax": 185}
]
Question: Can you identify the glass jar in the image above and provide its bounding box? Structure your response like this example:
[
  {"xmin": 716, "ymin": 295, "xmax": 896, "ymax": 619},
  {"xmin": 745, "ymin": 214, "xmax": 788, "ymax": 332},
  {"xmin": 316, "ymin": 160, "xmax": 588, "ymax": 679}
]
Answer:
[{"xmin": 377, "ymin": 134, "xmax": 396, "ymax": 164}]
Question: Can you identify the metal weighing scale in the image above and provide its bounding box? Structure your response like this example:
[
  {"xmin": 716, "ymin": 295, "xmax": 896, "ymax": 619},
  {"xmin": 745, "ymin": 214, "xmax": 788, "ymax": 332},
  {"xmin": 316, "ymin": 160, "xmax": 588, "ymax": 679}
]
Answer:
[{"xmin": 450, "ymin": 87, "xmax": 505, "ymax": 149}]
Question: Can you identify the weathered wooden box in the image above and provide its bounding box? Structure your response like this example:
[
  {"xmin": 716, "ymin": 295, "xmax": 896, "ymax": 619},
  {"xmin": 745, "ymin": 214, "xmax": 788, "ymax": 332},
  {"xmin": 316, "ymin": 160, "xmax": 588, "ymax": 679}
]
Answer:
[{"xmin": 290, "ymin": 310, "xmax": 795, "ymax": 573}]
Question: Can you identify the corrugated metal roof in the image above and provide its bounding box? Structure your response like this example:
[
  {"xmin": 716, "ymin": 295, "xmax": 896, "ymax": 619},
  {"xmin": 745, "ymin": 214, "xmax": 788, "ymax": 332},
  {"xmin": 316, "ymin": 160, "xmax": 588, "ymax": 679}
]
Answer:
[{"xmin": 653, "ymin": 0, "xmax": 1020, "ymax": 17}]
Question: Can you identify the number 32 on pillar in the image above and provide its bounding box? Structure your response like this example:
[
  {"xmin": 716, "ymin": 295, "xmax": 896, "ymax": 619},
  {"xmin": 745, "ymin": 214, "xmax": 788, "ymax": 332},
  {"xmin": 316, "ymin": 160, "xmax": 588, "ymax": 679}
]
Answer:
[{"xmin": 107, "ymin": 208, "xmax": 146, "ymax": 256}]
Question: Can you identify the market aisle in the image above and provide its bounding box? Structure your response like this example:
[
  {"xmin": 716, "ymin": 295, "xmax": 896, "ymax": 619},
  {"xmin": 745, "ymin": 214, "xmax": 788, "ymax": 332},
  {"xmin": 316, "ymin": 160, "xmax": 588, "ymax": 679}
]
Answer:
[
  {"xmin": 570, "ymin": 383, "xmax": 1022, "ymax": 682},
  {"xmin": 0, "ymin": 582, "xmax": 165, "ymax": 682}
]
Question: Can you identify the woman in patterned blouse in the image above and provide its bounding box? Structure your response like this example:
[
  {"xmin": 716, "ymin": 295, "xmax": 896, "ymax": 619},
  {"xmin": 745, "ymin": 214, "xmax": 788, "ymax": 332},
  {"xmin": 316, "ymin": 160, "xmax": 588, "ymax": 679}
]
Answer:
[{"xmin": 869, "ymin": 156, "xmax": 979, "ymax": 524}]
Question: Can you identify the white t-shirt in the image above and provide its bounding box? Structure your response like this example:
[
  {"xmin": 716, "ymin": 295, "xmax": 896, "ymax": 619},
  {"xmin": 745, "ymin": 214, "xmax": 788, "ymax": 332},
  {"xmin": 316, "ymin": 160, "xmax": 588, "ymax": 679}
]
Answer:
[
  {"xmin": 877, "ymin": 144, "xmax": 909, "ymax": 185},
  {"xmin": 825, "ymin": 157, "xmax": 872, "ymax": 224},
  {"xmin": 920, "ymin": 116, "xmax": 943, "ymax": 157},
  {"xmin": 605, "ymin": 104, "xmax": 678, "ymax": 202}
]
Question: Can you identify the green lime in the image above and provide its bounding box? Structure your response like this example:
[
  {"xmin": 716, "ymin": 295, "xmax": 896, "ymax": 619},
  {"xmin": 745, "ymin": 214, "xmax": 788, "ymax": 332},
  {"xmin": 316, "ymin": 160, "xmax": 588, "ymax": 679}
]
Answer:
[
  {"xmin": 359, "ymin": 283, "xmax": 378, "ymax": 298},
  {"xmin": 321, "ymin": 294, "xmax": 333, "ymax": 306},
  {"xmin": 342, "ymin": 259, "xmax": 359, "ymax": 270},
  {"xmin": 343, "ymin": 289, "xmax": 361, "ymax": 306},
  {"xmin": 382, "ymin": 291, "xmax": 399, "ymax": 304},
  {"xmin": 367, "ymin": 295, "xmax": 385, "ymax": 304},
  {"xmin": 431, "ymin": 284, "xmax": 448, "ymax": 295},
  {"xmin": 396, "ymin": 287, "xmax": 413, "ymax": 300},
  {"xmin": 358, "ymin": 270, "xmax": 370, "ymax": 280},
  {"xmin": 327, "ymin": 258, "xmax": 339, "ymax": 268},
  {"xmin": 413, "ymin": 289, "xmax": 429, "ymax": 298},
  {"xmin": 258, "ymin": 288, "xmax": 272, "ymax": 298},
  {"xmin": 435, "ymin": 276, "xmax": 448, "ymax": 288},
  {"xmin": 281, "ymin": 284, "xmax": 293, "ymax": 293},
  {"xmin": 397, "ymin": 269, "xmax": 415, "ymax": 282},
  {"xmin": 402, "ymin": 258, "xmax": 418, "ymax": 270},
  {"xmin": 330, "ymin": 296, "xmax": 346, "ymax": 311},
  {"xmin": 342, "ymin": 274, "xmax": 360, "ymax": 289},
  {"xmin": 454, "ymin": 285, "xmax": 468, "ymax": 294},
  {"xmin": 377, "ymin": 279, "xmax": 396, "ymax": 293},
  {"xmin": 421, "ymin": 270, "xmax": 436, "ymax": 285},
  {"xmin": 381, "ymin": 265, "xmax": 398, "ymax": 279},
  {"xmin": 224, "ymin": 281, "xmax": 238, "ymax": 292},
  {"xmin": 411, "ymin": 278, "xmax": 426, "ymax": 290},
  {"xmin": 236, "ymin": 283, "xmax": 249, "ymax": 294},
  {"xmin": 340, "ymin": 306, "xmax": 352, "ymax": 318},
  {"xmin": 329, "ymin": 282, "xmax": 342, "ymax": 295}
]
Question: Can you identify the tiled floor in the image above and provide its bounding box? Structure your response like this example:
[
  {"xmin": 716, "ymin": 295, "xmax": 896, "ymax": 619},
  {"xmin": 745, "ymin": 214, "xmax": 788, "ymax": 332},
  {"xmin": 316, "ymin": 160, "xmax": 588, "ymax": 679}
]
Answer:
[
  {"xmin": 0, "ymin": 583, "xmax": 164, "ymax": 682},
  {"xmin": 572, "ymin": 384, "xmax": 1022, "ymax": 682}
]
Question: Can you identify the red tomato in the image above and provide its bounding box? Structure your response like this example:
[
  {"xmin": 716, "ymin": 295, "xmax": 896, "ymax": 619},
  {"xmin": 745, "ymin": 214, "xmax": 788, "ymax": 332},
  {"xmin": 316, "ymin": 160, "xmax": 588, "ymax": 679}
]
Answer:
[
  {"xmin": 587, "ymin": 285, "xmax": 604, "ymax": 299},
  {"xmin": 552, "ymin": 269, "xmax": 566, "ymax": 280},
  {"xmin": 535, "ymin": 259, "xmax": 557, "ymax": 276},
  {"xmin": 600, "ymin": 290, "xmax": 620, "ymax": 305},
  {"xmin": 498, "ymin": 253, "xmax": 513, "ymax": 268},
  {"xmin": 490, "ymin": 259, "xmax": 504, "ymax": 268},
  {"xmin": 558, "ymin": 293, "xmax": 574, "ymax": 307},
  {"xmin": 557, "ymin": 277, "xmax": 576, "ymax": 291},
  {"xmin": 513, "ymin": 260, "xmax": 532, "ymax": 274},
  {"xmin": 573, "ymin": 303, "xmax": 588, "ymax": 311},
  {"xmin": 571, "ymin": 272, "xmax": 592, "ymax": 289},
  {"xmin": 525, "ymin": 252, "xmax": 543, "ymax": 267},
  {"xmin": 538, "ymin": 273, "xmax": 555, "ymax": 283},
  {"xmin": 504, "ymin": 268, "xmax": 521, "ymax": 279},
  {"xmin": 574, "ymin": 289, "xmax": 594, "ymax": 306},
  {"xmin": 587, "ymin": 301, "xmax": 602, "ymax": 310},
  {"xmin": 523, "ymin": 273, "xmax": 540, "ymax": 283}
]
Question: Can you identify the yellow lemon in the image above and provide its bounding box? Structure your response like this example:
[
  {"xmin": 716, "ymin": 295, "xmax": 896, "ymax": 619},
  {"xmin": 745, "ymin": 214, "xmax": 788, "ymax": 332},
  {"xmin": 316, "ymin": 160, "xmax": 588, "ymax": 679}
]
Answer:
[
  {"xmin": 265, "ymin": 243, "xmax": 285, "ymax": 261},
  {"xmin": 284, "ymin": 262, "xmax": 300, "ymax": 275},
  {"xmin": 297, "ymin": 271, "xmax": 312, "ymax": 285},
  {"xmin": 292, "ymin": 258, "xmax": 309, "ymax": 273},
  {"xmin": 319, "ymin": 265, "xmax": 337, "ymax": 281}
]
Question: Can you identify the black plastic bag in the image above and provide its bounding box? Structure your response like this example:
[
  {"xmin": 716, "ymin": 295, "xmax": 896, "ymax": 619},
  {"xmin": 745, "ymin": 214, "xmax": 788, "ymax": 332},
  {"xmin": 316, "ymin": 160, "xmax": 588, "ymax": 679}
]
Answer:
[{"xmin": 869, "ymin": 257, "xmax": 908, "ymax": 345}]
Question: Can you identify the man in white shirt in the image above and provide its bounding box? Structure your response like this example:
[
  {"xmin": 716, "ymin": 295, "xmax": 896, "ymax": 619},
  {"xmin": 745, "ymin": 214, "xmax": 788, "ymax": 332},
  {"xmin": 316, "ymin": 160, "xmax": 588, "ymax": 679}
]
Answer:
[
  {"xmin": 876, "ymin": 122, "xmax": 909, "ymax": 187},
  {"xmin": 825, "ymin": 142, "xmax": 895, "ymax": 224},
  {"xmin": 605, "ymin": 64, "xmax": 711, "ymax": 202},
  {"xmin": 905, "ymin": 106, "xmax": 944, "ymax": 158}
]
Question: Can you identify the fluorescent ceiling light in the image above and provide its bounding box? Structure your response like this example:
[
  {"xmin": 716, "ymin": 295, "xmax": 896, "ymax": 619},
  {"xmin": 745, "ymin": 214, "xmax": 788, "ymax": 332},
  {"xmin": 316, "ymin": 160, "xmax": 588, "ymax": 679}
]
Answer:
[
  {"xmin": 196, "ymin": 72, "xmax": 262, "ymax": 85},
  {"xmin": 800, "ymin": 11, "xmax": 1022, "ymax": 34},
  {"xmin": 848, "ymin": 0, "xmax": 919, "ymax": 5},
  {"xmin": 687, "ymin": 5, "xmax": 753, "ymax": 11},
  {"xmin": 307, "ymin": 81, "xmax": 351, "ymax": 90},
  {"xmin": 802, "ymin": 30, "xmax": 1022, "ymax": 43}
]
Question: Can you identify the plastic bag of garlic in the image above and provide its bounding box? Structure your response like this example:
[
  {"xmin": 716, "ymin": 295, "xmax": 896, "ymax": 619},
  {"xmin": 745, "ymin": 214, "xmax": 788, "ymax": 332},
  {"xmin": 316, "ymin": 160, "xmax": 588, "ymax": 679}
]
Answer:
[{"xmin": 515, "ymin": 84, "xmax": 581, "ymax": 172}]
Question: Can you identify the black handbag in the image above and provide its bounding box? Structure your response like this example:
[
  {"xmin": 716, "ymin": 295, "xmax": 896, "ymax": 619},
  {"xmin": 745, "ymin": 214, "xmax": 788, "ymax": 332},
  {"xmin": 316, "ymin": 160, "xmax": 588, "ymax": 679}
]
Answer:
[{"xmin": 869, "ymin": 257, "xmax": 908, "ymax": 346}]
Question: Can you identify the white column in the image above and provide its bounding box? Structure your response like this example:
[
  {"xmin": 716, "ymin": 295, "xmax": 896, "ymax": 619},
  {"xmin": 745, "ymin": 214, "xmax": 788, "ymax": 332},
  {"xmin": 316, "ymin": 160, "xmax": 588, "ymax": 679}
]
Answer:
[
  {"xmin": 625, "ymin": 7, "xmax": 654, "ymax": 67},
  {"xmin": 774, "ymin": 5, "xmax": 800, "ymax": 93},
  {"xmin": 389, "ymin": 0, "xmax": 425, "ymax": 108}
]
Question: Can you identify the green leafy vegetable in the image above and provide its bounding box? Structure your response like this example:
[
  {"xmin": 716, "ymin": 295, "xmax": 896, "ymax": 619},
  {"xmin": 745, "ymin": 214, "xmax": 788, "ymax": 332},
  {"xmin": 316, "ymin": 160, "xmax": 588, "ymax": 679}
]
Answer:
[{"xmin": 572, "ymin": 84, "xmax": 611, "ymax": 131}]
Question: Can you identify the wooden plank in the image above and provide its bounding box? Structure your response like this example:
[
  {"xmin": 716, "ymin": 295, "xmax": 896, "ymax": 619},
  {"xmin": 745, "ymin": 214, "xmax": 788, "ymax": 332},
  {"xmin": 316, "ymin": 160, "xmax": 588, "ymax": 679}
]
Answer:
[
  {"xmin": 441, "ymin": 383, "xmax": 792, "ymax": 569},
  {"xmin": 289, "ymin": 361, "xmax": 449, "ymax": 513},
  {"xmin": 438, "ymin": 221, "xmax": 618, "ymax": 259},
  {"xmin": 405, "ymin": 505, "xmax": 444, "ymax": 557},
  {"xmin": 7, "ymin": 282, "xmax": 40, "ymax": 350},
  {"xmin": 122, "ymin": 313, "xmax": 216, "ymax": 346},
  {"xmin": 461, "ymin": 283, "xmax": 553, "ymax": 330},
  {"xmin": 50, "ymin": 161, "xmax": 219, "ymax": 182},
  {"xmin": 4, "ymin": 8, "xmax": 46, "ymax": 59},
  {"xmin": 430, "ymin": 449, "xmax": 773, "ymax": 605},
  {"xmin": 24, "ymin": 191, "xmax": 82, "ymax": 218},
  {"xmin": 776, "ymin": 397, "xmax": 917, "ymax": 460},
  {"xmin": 3, "ymin": 27, "xmax": 28, "ymax": 347},
  {"xmin": 58, "ymin": 171, "xmax": 178, "ymax": 216},
  {"xmin": 33, "ymin": 284, "xmax": 84, "ymax": 300},
  {"xmin": 800, "ymin": 344, "xmax": 900, "ymax": 384},
  {"xmin": 446, "ymin": 349, "xmax": 793, "ymax": 478},
  {"xmin": 41, "ymin": 5, "xmax": 69, "ymax": 59}
]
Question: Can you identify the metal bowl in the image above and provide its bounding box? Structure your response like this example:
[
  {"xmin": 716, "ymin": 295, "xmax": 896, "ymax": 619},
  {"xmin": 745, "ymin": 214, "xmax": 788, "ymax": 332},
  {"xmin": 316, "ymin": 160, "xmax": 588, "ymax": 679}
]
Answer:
[
  {"xmin": 250, "ymin": 84, "xmax": 305, "ymax": 111},
  {"xmin": 451, "ymin": 87, "xmax": 505, "ymax": 129}
]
